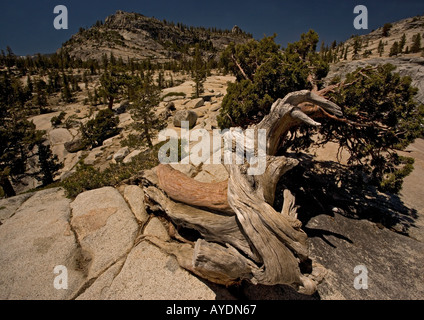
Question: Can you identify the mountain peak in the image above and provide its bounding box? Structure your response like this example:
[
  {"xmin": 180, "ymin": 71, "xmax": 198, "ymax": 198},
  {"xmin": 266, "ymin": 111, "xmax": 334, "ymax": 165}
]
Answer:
[{"xmin": 62, "ymin": 11, "xmax": 252, "ymax": 63}]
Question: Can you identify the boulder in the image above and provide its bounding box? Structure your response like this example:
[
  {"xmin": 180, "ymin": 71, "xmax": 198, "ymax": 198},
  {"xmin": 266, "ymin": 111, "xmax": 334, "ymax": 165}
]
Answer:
[
  {"xmin": 112, "ymin": 147, "xmax": 130, "ymax": 163},
  {"xmin": 143, "ymin": 217, "xmax": 170, "ymax": 241},
  {"xmin": 49, "ymin": 128, "xmax": 73, "ymax": 146},
  {"xmin": 173, "ymin": 110, "xmax": 198, "ymax": 128},
  {"xmin": 186, "ymin": 98, "xmax": 204, "ymax": 109},
  {"xmin": 165, "ymin": 101, "xmax": 176, "ymax": 112},
  {"xmin": 0, "ymin": 192, "xmax": 35, "ymax": 224},
  {"xmin": 65, "ymin": 138, "xmax": 86, "ymax": 153},
  {"xmin": 102, "ymin": 136, "xmax": 115, "ymax": 147}
]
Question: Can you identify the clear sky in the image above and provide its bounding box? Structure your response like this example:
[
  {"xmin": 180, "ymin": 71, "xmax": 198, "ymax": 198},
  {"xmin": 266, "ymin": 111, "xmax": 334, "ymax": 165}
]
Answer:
[{"xmin": 1, "ymin": 0, "xmax": 424, "ymax": 56}]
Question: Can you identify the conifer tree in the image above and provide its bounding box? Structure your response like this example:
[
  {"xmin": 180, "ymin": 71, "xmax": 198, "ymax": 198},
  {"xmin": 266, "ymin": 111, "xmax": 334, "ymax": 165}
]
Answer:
[
  {"xmin": 378, "ymin": 40, "xmax": 385, "ymax": 57},
  {"xmin": 218, "ymin": 33, "xmax": 424, "ymax": 194},
  {"xmin": 389, "ymin": 41, "xmax": 399, "ymax": 57},
  {"xmin": 126, "ymin": 72, "xmax": 165, "ymax": 148},
  {"xmin": 99, "ymin": 69, "xmax": 123, "ymax": 109},
  {"xmin": 411, "ymin": 33, "xmax": 422, "ymax": 53},
  {"xmin": 399, "ymin": 33, "xmax": 407, "ymax": 53},
  {"xmin": 1, "ymin": 72, "xmax": 62, "ymax": 197},
  {"xmin": 192, "ymin": 44, "xmax": 206, "ymax": 98}
]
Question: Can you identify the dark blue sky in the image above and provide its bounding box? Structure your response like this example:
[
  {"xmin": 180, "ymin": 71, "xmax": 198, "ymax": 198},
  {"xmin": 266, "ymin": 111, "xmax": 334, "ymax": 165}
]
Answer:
[{"xmin": 1, "ymin": 0, "xmax": 424, "ymax": 56}]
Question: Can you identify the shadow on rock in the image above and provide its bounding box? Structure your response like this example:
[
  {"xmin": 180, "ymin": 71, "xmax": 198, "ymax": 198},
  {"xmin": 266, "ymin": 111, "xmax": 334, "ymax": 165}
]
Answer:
[{"xmin": 274, "ymin": 152, "xmax": 418, "ymax": 237}]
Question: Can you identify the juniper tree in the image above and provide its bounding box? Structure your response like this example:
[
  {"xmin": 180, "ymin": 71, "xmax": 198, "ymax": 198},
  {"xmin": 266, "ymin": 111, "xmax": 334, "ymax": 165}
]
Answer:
[
  {"xmin": 218, "ymin": 33, "xmax": 424, "ymax": 194},
  {"xmin": 218, "ymin": 31, "xmax": 328, "ymax": 128}
]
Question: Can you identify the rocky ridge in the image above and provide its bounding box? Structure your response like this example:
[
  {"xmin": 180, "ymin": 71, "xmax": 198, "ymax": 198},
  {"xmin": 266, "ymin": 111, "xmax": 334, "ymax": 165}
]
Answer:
[{"xmin": 61, "ymin": 10, "xmax": 252, "ymax": 63}]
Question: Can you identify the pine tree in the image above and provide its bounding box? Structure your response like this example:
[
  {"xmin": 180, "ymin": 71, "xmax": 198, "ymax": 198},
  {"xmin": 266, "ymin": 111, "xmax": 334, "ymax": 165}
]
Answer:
[
  {"xmin": 126, "ymin": 72, "xmax": 165, "ymax": 148},
  {"xmin": 100, "ymin": 69, "xmax": 123, "ymax": 109},
  {"xmin": 61, "ymin": 73, "xmax": 73, "ymax": 103},
  {"xmin": 34, "ymin": 78, "xmax": 48, "ymax": 113},
  {"xmin": 192, "ymin": 44, "xmax": 206, "ymax": 98},
  {"xmin": 37, "ymin": 141, "xmax": 63, "ymax": 186},
  {"xmin": 1, "ymin": 72, "xmax": 61, "ymax": 197},
  {"xmin": 80, "ymin": 108, "xmax": 120, "ymax": 148},
  {"xmin": 411, "ymin": 33, "xmax": 422, "ymax": 53},
  {"xmin": 353, "ymin": 36, "xmax": 362, "ymax": 56},
  {"xmin": 382, "ymin": 23, "xmax": 393, "ymax": 37},
  {"xmin": 378, "ymin": 40, "xmax": 385, "ymax": 57},
  {"xmin": 400, "ymin": 33, "xmax": 407, "ymax": 53},
  {"xmin": 389, "ymin": 41, "xmax": 399, "ymax": 57}
]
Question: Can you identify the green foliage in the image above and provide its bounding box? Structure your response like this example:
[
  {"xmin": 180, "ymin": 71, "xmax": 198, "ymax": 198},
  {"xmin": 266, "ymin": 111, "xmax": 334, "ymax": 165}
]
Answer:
[
  {"xmin": 61, "ymin": 149, "xmax": 159, "ymax": 198},
  {"xmin": 51, "ymin": 112, "xmax": 67, "ymax": 127},
  {"xmin": 352, "ymin": 36, "xmax": 362, "ymax": 56},
  {"xmin": 36, "ymin": 142, "xmax": 63, "ymax": 186},
  {"xmin": 99, "ymin": 68, "xmax": 125, "ymax": 109},
  {"xmin": 61, "ymin": 73, "xmax": 73, "ymax": 103},
  {"xmin": 382, "ymin": 23, "xmax": 393, "ymax": 37},
  {"xmin": 378, "ymin": 40, "xmax": 385, "ymax": 57},
  {"xmin": 389, "ymin": 41, "xmax": 400, "ymax": 57},
  {"xmin": 317, "ymin": 64, "xmax": 424, "ymax": 193},
  {"xmin": 0, "ymin": 70, "xmax": 62, "ymax": 196},
  {"xmin": 127, "ymin": 72, "xmax": 166, "ymax": 148},
  {"xmin": 192, "ymin": 44, "xmax": 207, "ymax": 98},
  {"xmin": 218, "ymin": 31, "xmax": 328, "ymax": 128},
  {"xmin": 80, "ymin": 108, "xmax": 120, "ymax": 148},
  {"xmin": 411, "ymin": 33, "xmax": 422, "ymax": 53},
  {"xmin": 400, "ymin": 33, "xmax": 407, "ymax": 52}
]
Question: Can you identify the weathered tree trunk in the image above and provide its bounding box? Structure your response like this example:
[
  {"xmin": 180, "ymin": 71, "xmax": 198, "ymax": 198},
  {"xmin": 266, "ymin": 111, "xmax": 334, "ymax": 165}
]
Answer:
[{"xmin": 142, "ymin": 90, "xmax": 342, "ymax": 294}]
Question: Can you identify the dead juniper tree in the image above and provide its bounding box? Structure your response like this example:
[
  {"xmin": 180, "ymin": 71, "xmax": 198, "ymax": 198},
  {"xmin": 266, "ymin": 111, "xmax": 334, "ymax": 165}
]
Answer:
[{"xmin": 141, "ymin": 90, "xmax": 343, "ymax": 294}]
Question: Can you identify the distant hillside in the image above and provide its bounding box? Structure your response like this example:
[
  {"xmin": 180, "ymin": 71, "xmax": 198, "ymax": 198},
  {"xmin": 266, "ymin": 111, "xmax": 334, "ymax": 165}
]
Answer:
[
  {"xmin": 342, "ymin": 14, "xmax": 424, "ymax": 61},
  {"xmin": 60, "ymin": 10, "xmax": 252, "ymax": 63}
]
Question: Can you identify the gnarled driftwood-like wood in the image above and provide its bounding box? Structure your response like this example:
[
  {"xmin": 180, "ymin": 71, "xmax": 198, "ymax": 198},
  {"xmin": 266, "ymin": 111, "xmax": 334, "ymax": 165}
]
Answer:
[{"xmin": 143, "ymin": 90, "xmax": 342, "ymax": 294}]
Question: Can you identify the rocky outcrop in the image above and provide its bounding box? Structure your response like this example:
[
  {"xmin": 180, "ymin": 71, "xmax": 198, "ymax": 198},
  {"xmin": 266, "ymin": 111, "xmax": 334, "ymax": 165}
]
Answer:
[
  {"xmin": 0, "ymin": 188, "xmax": 86, "ymax": 299},
  {"xmin": 0, "ymin": 185, "xmax": 229, "ymax": 300}
]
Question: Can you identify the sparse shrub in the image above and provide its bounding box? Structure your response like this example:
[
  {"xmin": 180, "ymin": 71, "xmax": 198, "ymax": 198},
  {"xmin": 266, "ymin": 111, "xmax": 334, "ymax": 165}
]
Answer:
[{"xmin": 61, "ymin": 148, "xmax": 159, "ymax": 198}]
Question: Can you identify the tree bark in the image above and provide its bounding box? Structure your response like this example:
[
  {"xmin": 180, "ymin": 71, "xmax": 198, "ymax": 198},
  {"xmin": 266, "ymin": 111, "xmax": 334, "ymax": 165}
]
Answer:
[
  {"xmin": 108, "ymin": 96, "xmax": 114, "ymax": 110},
  {"xmin": 143, "ymin": 90, "xmax": 342, "ymax": 294}
]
